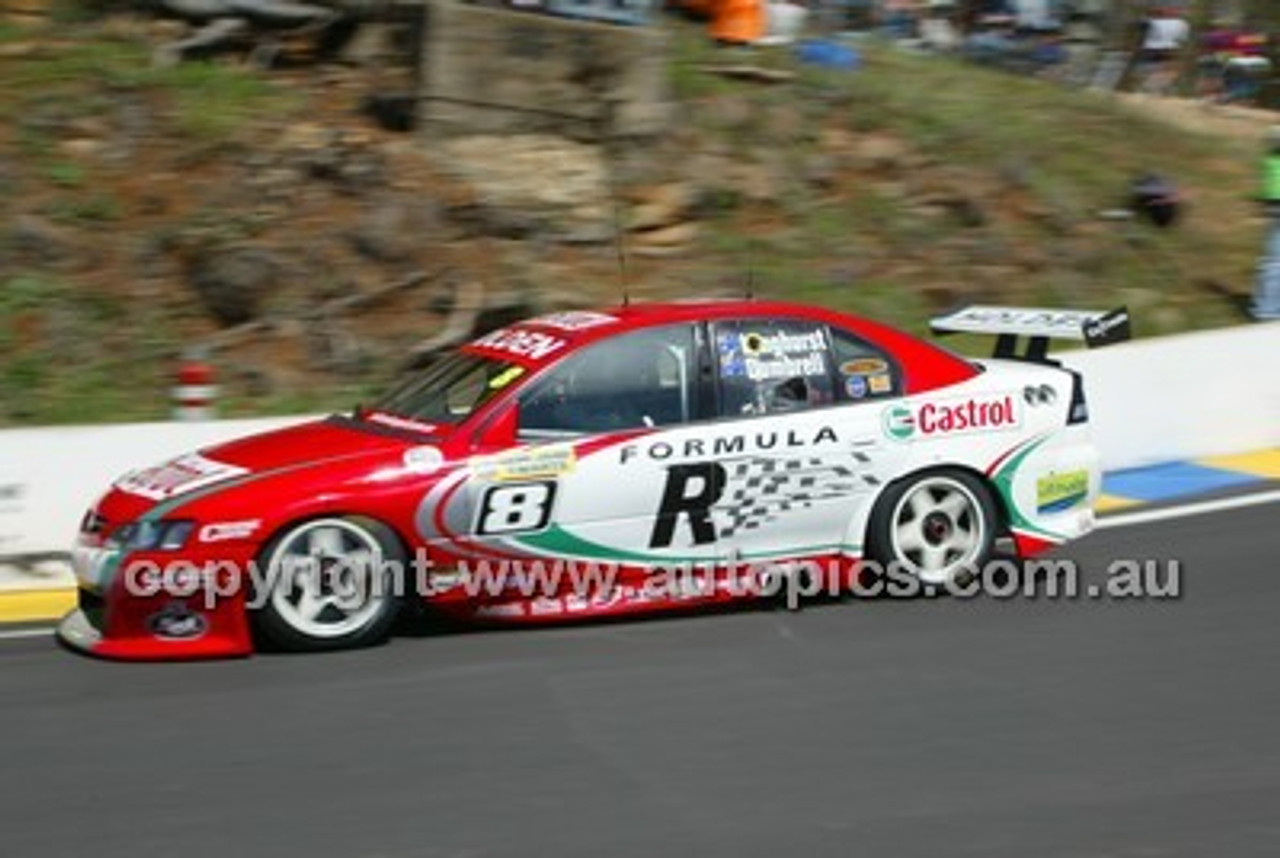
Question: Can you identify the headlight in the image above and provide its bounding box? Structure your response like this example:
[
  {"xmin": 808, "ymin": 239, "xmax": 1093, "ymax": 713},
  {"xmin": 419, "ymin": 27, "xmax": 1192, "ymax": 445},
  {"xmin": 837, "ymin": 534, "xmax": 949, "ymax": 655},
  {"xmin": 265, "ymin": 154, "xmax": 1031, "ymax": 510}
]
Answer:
[{"xmin": 109, "ymin": 519, "xmax": 195, "ymax": 551}]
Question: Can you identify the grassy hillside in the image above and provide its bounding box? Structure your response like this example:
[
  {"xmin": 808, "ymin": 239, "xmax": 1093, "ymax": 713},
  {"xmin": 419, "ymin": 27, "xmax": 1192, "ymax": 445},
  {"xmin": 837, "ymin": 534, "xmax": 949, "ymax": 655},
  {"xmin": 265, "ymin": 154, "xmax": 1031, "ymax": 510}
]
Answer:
[
  {"xmin": 665, "ymin": 28, "xmax": 1264, "ymax": 331},
  {"xmin": 0, "ymin": 14, "xmax": 1270, "ymax": 426}
]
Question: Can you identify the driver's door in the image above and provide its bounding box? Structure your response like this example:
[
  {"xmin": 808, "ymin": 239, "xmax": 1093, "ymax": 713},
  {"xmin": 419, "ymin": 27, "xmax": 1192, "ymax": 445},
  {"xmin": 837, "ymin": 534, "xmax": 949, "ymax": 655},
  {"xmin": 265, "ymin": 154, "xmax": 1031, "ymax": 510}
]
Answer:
[{"xmin": 465, "ymin": 323, "xmax": 716, "ymax": 576}]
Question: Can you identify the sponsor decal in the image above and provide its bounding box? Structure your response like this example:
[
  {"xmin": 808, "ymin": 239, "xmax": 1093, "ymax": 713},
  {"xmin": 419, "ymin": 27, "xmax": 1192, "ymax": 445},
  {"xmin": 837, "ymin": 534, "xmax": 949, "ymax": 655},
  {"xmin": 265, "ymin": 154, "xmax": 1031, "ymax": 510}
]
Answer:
[
  {"xmin": 477, "ymin": 587, "xmax": 664, "ymax": 620},
  {"xmin": 475, "ymin": 602, "xmax": 525, "ymax": 618},
  {"xmin": 942, "ymin": 307, "xmax": 1096, "ymax": 334},
  {"xmin": 717, "ymin": 332, "xmax": 747, "ymax": 378},
  {"xmin": 1036, "ymin": 469, "xmax": 1089, "ymax": 513},
  {"xmin": 404, "ymin": 445, "xmax": 446, "ymax": 474},
  {"xmin": 471, "ymin": 444, "xmax": 575, "ymax": 481},
  {"xmin": 146, "ymin": 602, "xmax": 208, "ymax": 641},
  {"xmin": 649, "ymin": 450, "xmax": 879, "ymax": 548},
  {"xmin": 620, "ymin": 426, "xmax": 839, "ymax": 464},
  {"xmin": 845, "ymin": 375, "xmax": 868, "ymax": 399},
  {"xmin": 1082, "ymin": 307, "xmax": 1131, "ymax": 347},
  {"xmin": 840, "ymin": 358, "xmax": 888, "ymax": 376},
  {"xmin": 883, "ymin": 394, "xmax": 1021, "ymax": 441},
  {"xmin": 882, "ymin": 405, "xmax": 915, "ymax": 441},
  {"xmin": 198, "ymin": 520, "xmax": 261, "ymax": 543},
  {"xmin": 116, "ymin": 454, "xmax": 247, "ymax": 502},
  {"xmin": 529, "ymin": 597, "xmax": 563, "ymax": 617},
  {"xmin": 367, "ymin": 412, "xmax": 437, "ymax": 434},
  {"xmin": 868, "ymin": 373, "xmax": 892, "ymax": 394},
  {"xmin": 530, "ymin": 311, "xmax": 618, "ymax": 331},
  {"xmin": 487, "ymin": 365, "xmax": 525, "ymax": 390},
  {"xmin": 470, "ymin": 327, "xmax": 567, "ymax": 361}
]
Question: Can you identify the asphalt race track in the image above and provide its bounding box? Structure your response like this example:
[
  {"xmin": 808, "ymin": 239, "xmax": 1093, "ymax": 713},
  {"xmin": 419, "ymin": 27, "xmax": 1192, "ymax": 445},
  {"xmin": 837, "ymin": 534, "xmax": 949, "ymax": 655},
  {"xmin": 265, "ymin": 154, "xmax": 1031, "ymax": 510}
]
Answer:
[{"xmin": 2, "ymin": 502, "xmax": 1278, "ymax": 858}]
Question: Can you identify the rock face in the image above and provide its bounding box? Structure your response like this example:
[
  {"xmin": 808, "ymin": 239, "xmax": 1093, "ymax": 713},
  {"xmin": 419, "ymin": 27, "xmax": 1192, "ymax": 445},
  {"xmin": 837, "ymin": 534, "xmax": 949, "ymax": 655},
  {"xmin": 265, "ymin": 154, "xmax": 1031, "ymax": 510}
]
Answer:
[
  {"xmin": 347, "ymin": 199, "xmax": 439, "ymax": 263},
  {"xmin": 186, "ymin": 246, "xmax": 281, "ymax": 325},
  {"xmin": 2, "ymin": 0, "xmax": 53, "ymax": 27},
  {"xmin": 5, "ymin": 216, "xmax": 92, "ymax": 272},
  {"xmin": 418, "ymin": 2, "xmax": 670, "ymax": 140},
  {"xmin": 437, "ymin": 135, "xmax": 612, "ymax": 240}
]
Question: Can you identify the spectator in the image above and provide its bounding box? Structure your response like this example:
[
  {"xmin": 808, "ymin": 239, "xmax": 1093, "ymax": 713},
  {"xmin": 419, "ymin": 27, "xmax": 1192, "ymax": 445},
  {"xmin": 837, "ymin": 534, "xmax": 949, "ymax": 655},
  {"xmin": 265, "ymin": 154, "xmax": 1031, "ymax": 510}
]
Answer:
[
  {"xmin": 880, "ymin": 0, "xmax": 923, "ymax": 40},
  {"xmin": 919, "ymin": 0, "xmax": 960, "ymax": 51},
  {"xmin": 1198, "ymin": 22, "xmax": 1270, "ymax": 104},
  {"xmin": 1136, "ymin": 5, "xmax": 1189, "ymax": 94},
  {"xmin": 1253, "ymin": 126, "xmax": 1280, "ymax": 320}
]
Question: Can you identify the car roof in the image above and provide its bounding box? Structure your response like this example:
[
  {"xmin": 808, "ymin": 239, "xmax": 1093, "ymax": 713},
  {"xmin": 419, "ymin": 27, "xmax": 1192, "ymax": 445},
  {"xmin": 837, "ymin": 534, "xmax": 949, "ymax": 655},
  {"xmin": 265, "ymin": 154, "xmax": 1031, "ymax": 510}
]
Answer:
[{"xmin": 465, "ymin": 299, "xmax": 977, "ymax": 394}]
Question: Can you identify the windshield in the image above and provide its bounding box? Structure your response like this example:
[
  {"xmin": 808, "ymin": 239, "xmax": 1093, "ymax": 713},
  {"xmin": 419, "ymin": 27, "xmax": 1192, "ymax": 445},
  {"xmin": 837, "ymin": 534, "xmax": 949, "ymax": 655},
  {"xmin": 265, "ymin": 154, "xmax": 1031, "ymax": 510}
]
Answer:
[{"xmin": 371, "ymin": 351, "xmax": 525, "ymax": 425}]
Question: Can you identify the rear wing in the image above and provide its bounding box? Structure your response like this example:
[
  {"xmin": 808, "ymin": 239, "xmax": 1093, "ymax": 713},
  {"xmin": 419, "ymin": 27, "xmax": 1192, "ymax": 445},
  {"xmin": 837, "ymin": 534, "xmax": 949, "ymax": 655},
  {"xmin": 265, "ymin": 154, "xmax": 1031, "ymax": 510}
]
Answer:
[{"xmin": 930, "ymin": 305, "xmax": 1130, "ymax": 362}]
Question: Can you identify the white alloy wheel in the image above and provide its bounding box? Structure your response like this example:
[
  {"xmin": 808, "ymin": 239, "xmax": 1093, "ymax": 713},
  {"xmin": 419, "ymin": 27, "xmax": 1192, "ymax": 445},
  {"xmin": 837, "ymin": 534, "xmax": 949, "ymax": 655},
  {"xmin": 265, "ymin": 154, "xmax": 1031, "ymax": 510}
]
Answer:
[
  {"xmin": 867, "ymin": 471, "xmax": 998, "ymax": 590},
  {"xmin": 254, "ymin": 517, "xmax": 402, "ymax": 651}
]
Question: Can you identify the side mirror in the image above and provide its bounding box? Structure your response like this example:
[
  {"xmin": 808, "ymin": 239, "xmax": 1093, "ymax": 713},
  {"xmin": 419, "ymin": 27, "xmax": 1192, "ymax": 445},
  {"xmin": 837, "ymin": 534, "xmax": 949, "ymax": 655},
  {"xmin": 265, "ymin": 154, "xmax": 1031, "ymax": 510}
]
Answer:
[{"xmin": 472, "ymin": 403, "xmax": 518, "ymax": 451}]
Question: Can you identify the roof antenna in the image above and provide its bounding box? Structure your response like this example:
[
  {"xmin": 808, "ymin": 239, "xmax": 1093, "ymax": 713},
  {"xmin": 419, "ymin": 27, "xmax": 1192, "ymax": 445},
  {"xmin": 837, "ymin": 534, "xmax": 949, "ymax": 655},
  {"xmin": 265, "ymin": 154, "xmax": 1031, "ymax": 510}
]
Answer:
[
  {"xmin": 612, "ymin": 193, "xmax": 629, "ymax": 307},
  {"xmin": 599, "ymin": 96, "xmax": 629, "ymax": 308}
]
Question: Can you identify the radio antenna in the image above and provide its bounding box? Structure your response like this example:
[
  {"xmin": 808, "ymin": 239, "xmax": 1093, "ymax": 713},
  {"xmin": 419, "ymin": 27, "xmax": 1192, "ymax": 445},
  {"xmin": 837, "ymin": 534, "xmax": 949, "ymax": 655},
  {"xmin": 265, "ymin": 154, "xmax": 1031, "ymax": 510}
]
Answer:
[
  {"xmin": 598, "ymin": 95, "xmax": 629, "ymax": 308},
  {"xmin": 612, "ymin": 193, "xmax": 629, "ymax": 307}
]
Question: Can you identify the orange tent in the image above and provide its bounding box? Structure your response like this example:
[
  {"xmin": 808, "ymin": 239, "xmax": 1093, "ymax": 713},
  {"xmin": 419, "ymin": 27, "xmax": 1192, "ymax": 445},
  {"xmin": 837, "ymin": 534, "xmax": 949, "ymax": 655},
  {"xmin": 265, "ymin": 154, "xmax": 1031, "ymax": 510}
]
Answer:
[{"xmin": 709, "ymin": 0, "xmax": 765, "ymax": 44}]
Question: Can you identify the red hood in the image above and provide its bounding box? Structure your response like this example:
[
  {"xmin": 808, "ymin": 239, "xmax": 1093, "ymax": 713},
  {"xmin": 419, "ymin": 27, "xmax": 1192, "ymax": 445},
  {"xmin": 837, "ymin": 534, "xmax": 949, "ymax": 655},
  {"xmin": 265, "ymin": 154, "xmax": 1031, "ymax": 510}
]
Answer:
[
  {"xmin": 94, "ymin": 416, "xmax": 457, "ymax": 534},
  {"xmin": 204, "ymin": 417, "xmax": 419, "ymax": 472}
]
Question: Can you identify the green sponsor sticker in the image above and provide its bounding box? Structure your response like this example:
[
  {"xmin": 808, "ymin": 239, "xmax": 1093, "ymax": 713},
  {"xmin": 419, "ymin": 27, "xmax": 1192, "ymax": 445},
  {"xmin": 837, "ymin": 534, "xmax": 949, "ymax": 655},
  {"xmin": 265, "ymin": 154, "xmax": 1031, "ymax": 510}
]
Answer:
[
  {"xmin": 1036, "ymin": 469, "xmax": 1089, "ymax": 514},
  {"xmin": 882, "ymin": 404, "xmax": 915, "ymax": 441}
]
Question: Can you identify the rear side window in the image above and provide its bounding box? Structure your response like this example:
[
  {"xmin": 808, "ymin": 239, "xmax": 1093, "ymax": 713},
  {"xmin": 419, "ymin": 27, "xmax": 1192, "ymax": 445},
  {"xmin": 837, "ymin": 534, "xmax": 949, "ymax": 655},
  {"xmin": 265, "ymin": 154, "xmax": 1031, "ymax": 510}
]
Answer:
[
  {"xmin": 712, "ymin": 319, "xmax": 836, "ymax": 417},
  {"xmin": 830, "ymin": 327, "xmax": 900, "ymax": 401}
]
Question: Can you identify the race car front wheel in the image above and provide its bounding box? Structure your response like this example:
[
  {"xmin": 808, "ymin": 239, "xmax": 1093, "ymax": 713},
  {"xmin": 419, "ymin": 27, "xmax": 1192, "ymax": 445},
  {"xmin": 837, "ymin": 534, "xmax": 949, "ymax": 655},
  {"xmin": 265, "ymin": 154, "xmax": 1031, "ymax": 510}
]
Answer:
[
  {"xmin": 865, "ymin": 469, "xmax": 997, "ymax": 590},
  {"xmin": 252, "ymin": 516, "xmax": 404, "ymax": 652}
]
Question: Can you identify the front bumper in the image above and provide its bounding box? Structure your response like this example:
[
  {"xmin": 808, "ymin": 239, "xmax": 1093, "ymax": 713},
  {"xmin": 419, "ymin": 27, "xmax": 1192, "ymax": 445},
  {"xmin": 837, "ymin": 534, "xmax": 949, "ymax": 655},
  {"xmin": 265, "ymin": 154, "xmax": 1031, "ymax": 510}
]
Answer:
[{"xmin": 60, "ymin": 542, "xmax": 257, "ymax": 661}]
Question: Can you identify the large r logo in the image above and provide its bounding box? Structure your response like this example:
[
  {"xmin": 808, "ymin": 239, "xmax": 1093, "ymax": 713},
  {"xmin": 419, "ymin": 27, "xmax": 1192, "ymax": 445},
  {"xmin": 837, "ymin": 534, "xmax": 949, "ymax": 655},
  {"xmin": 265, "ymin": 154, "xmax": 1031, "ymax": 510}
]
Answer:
[{"xmin": 649, "ymin": 463, "xmax": 726, "ymax": 549}]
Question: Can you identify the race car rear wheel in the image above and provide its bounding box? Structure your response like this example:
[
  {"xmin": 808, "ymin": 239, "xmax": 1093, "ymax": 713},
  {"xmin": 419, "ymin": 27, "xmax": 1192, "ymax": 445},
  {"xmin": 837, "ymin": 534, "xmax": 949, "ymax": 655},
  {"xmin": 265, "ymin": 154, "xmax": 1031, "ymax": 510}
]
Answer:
[
  {"xmin": 866, "ymin": 469, "xmax": 997, "ymax": 590},
  {"xmin": 252, "ymin": 516, "xmax": 404, "ymax": 652}
]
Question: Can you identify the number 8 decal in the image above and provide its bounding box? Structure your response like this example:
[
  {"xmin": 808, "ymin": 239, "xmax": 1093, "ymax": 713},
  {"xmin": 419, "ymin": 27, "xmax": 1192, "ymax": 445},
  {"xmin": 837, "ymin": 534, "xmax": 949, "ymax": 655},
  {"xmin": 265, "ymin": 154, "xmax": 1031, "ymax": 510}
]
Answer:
[{"xmin": 476, "ymin": 481, "xmax": 558, "ymax": 535}]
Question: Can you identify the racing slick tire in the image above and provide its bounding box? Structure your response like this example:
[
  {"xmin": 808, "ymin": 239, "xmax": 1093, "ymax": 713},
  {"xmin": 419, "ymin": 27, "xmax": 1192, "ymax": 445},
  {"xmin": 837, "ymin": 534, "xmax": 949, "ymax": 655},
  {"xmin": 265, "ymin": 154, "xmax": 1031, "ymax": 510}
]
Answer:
[
  {"xmin": 251, "ymin": 515, "xmax": 405, "ymax": 652},
  {"xmin": 864, "ymin": 469, "xmax": 998, "ymax": 594}
]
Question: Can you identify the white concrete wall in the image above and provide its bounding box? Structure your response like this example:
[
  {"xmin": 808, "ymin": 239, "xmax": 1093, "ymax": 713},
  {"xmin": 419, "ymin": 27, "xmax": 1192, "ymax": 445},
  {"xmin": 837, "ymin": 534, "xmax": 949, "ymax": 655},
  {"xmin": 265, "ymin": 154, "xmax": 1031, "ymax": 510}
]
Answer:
[
  {"xmin": 1, "ymin": 322, "xmax": 1278, "ymax": 558},
  {"xmin": 1060, "ymin": 321, "xmax": 1280, "ymax": 471},
  {"xmin": 0, "ymin": 417, "xmax": 307, "ymax": 559}
]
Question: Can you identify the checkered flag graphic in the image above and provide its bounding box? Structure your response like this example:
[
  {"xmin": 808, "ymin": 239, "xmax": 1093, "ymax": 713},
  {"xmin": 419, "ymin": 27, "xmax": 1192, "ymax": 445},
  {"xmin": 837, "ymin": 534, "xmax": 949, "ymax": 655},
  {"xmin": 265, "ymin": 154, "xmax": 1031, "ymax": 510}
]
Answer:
[{"xmin": 717, "ymin": 451, "xmax": 879, "ymax": 539}]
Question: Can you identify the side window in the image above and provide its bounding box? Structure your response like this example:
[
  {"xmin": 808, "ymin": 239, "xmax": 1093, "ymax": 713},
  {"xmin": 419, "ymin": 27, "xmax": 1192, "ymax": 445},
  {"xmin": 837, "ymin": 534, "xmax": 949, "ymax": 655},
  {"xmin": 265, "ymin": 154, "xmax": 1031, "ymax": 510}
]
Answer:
[
  {"xmin": 830, "ymin": 327, "xmax": 900, "ymax": 401},
  {"xmin": 519, "ymin": 325, "xmax": 696, "ymax": 437},
  {"xmin": 712, "ymin": 319, "xmax": 835, "ymax": 417}
]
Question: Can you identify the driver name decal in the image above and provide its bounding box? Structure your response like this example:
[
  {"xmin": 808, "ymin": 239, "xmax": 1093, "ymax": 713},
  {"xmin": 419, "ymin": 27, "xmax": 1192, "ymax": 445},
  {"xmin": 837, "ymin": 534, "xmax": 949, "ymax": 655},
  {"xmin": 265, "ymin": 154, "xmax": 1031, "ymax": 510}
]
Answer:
[{"xmin": 718, "ymin": 327, "xmax": 827, "ymax": 382}]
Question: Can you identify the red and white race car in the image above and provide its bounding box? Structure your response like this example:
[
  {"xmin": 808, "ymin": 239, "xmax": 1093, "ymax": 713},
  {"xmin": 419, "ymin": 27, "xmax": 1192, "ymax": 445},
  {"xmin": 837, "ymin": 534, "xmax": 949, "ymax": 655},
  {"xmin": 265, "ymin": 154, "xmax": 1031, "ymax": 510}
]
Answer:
[{"xmin": 60, "ymin": 300, "xmax": 1125, "ymax": 660}]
